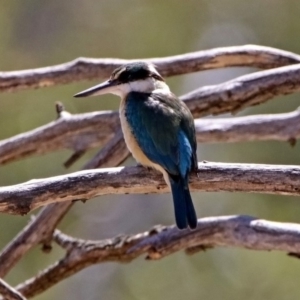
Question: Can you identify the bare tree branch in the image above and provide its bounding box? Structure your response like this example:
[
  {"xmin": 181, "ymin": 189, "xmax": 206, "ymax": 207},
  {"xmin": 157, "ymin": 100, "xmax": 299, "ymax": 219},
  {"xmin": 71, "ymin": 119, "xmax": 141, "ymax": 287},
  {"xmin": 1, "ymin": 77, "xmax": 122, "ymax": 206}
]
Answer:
[
  {"xmin": 6, "ymin": 55, "xmax": 300, "ymax": 164},
  {"xmin": 0, "ymin": 203, "xmax": 71, "ymax": 278},
  {"xmin": 4, "ymin": 45, "xmax": 299, "ymax": 164},
  {"xmin": 1, "ymin": 162, "xmax": 300, "ymax": 215},
  {"xmin": 0, "ymin": 110, "xmax": 119, "ymax": 165},
  {"xmin": 2, "ymin": 63, "xmax": 300, "ymax": 272},
  {"xmin": 1, "ymin": 45, "xmax": 300, "ymax": 93},
  {"xmin": 0, "ymin": 135, "xmax": 129, "ymax": 277},
  {"xmin": 0, "ymin": 278, "xmax": 26, "ymax": 300},
  {"xmin": 1, "ymin": 45, "xmax": 300, "ymax": 296},
  {"xmin": 195, "ymin": 109, "xmax": 300, "ymax": 143},
  {"xmin": 183, "ymin": 63, "xmax": 300, "ymax": 117},
  {"xmin": 12, "ymin": 215, "xmax": 300, "ymax": 298},
  {"xmin": 3, "ymin": 61, "xmax": 300, "ymax": 165}
]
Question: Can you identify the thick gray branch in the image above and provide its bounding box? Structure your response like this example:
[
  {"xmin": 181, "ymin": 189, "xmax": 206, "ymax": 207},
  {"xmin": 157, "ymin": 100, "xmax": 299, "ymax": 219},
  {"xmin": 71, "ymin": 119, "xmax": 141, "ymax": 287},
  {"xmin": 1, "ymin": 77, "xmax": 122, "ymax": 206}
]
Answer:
[
  {"xmin": 183, "ymin": 63, "xmax": 300, "ymax": 117},
  {"xmin": 195, "ymin": 109, "xmax": 300, "ymax": 143},
  {"xmin": 2, "ymin": 106, "xmax": 300, "ymax": 165},
  {"xmin": 0, "ymin": 279, "xmax": 26, "ymax": 300},
  {"xmin": 0, "ymin": 110, "xmax": 119, "ymax": 164},
  {"xmin": 1, "ymin": 45, "xmax": 300, "ymax": 93},
  {"xmin": 1, "ymin": 162, "xmax": 300, "ymax": 215},
  {"xmin": 2, "ymin": 60, "xmax": 300, "ymax": 164},
  {"xmin": 13, "ymin": 215, "xmax": 300, "ymax": 298}
]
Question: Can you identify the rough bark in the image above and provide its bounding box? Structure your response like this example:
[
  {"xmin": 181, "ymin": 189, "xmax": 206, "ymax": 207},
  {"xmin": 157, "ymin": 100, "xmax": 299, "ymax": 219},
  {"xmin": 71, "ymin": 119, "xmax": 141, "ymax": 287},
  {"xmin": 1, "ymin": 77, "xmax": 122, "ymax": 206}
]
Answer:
[
  {"xmin": 183, "ymin": 63, "xmax": 300, "ymax": 117},
  {"xmin": 2, "ymin": 78, "xmax": 300, "ymax": 165},
  {"xmin": 0, "ymin": 279, "xmax": 26, "ymax": 300},
  {"xmin": 1, "ymin": 162, "xmax": 300, "ymax": 215},
  {"xmin": 0, "ymin": 134, "xmax": 128, "ymax": 277},
  {"xmin": 11, "ymin": 215, "xmax": 300, "ymax": 299},
  {"xmin": 1, "ymin": 45, "xmax": 300, "ymax": 93}
]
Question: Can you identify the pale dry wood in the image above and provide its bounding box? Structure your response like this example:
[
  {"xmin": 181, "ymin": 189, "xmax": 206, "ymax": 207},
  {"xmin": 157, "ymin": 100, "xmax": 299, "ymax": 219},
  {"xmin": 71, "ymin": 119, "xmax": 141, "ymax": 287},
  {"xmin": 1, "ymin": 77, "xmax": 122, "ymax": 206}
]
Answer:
[
  {"xmin": 1, "ymin": 44, "xmax": 300, "ymax": 295},
  {"xmin": 12, "ymin": 215, "xmax": 300, "ymax": 298},
  {"xmin": 0, "ymin": 135, "xmax": 128, "ymax": 277},
  {"xmin": 1, "ymin": 45, "xmax": 300, "ymax": 93},
  {"xmin": 1, "ymin": 162, "xmax": 300, "ymax": 215},
  {"xmin": 0, "ymin": 108, "xmax": 295, "ymax": 165},
  {"xmin": 0, "ymin": 203, "xmax": 71, "ymax": 278},
  {"xmin": 0, "ymin": 278, "xmax": 26, "ymax": 300},
  {"xmin": 195, "ymin": 109, "xmax": 300, "ymax": 143},
  {"xmin": 5, "ymin": 45, "xmax": 300, "ymax": 164},
  {"xmin": 183, "ymin": 63, "xmax": 300, "ymax": 117},
  {"xmin": 0, "ymin": 110, "xmax": 119, "ymax": 165}
]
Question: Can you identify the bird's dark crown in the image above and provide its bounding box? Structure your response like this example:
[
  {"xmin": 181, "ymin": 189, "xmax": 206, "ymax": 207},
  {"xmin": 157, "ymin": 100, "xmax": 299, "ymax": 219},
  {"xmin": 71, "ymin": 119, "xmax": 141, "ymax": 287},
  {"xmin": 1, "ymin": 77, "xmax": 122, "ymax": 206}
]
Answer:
[{"xmin": 110, "ymin": 62, "xmax": 164, "ymax": 83}]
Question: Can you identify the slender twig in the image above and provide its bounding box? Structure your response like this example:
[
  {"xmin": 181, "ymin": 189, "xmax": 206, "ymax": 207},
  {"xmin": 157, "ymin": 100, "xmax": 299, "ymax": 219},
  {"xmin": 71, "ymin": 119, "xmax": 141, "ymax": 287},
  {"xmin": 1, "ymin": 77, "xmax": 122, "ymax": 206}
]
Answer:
[
  {"xmin": 0, "ymin": 278, "xmax": 26, "ymax": 300},
  {"xmin": 11, "ymin": 215, "xmax": 300, "ymax": 299},
  {"xmin": 1, "ymin": 45, "xmax": 300, "ymax": 93},
  {"xmin": 1, "ymin": 162, "xmax": 300, "ymax": 215}
]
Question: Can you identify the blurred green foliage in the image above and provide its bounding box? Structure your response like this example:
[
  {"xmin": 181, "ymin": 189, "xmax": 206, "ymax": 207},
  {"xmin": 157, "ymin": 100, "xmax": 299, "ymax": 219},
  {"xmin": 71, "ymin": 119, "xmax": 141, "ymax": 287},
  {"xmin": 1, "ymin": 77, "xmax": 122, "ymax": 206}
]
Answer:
[{"xmin": 1, "ymin": 1, "xmax": 300, "ymax": 299}]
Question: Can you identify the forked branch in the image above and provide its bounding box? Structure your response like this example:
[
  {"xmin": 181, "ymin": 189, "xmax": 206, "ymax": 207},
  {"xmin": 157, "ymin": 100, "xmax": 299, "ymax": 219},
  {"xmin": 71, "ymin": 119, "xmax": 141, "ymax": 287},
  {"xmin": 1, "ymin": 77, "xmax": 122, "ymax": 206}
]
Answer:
[
  {"xmin": 0, "ymin": 278, "xmax": 26, "ymax": 300},
  {"xmin": 0, "ymin": 133, "xmax": 129, "ymax": 277},
  {"xmin": 2, "ymin": 62, "xmax": 300, "ymax": 164},
  {"xmin": 1, "ymin": 45, "xmax": 300, "ymax": 93},
  {"xmin": 11, "ymin": 215, "xmax": 300, "ymax": 299}
]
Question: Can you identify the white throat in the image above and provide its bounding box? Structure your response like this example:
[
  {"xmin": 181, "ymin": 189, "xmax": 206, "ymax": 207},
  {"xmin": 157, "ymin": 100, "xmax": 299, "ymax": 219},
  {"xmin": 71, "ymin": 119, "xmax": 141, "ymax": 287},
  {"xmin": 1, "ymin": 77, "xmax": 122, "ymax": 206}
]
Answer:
[{"xmin": 112, "ymin": 78, "xmax": 170, "ymax": 98}]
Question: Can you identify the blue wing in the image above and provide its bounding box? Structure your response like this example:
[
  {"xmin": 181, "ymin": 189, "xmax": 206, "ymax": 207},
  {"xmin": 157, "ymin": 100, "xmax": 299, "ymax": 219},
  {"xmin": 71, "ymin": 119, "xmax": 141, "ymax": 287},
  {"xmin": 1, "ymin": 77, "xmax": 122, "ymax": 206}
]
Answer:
[
  {"xmin": 125, "ymin": 91, "xmax": 198, "ymax": 229},
  {"xmin": 125, "ymin": 91, "xmax": 194, "ymax": 177}
]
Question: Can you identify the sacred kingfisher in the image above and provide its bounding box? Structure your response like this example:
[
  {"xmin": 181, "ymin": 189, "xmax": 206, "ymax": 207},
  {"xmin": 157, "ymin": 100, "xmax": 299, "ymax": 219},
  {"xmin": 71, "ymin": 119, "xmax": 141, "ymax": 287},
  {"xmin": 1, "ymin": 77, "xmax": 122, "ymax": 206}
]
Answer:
[{"xmin": 74, "ymin": 62, "xmax": 198, "ymax": 229}]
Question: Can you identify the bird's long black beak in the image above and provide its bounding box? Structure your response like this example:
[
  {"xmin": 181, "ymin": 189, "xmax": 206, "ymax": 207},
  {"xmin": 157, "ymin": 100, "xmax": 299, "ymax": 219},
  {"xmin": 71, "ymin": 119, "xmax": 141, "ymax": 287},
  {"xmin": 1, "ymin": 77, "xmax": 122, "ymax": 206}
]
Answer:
[{"xmin": 74, "ymin": 80, "xmax": 117, "ymax": 98}]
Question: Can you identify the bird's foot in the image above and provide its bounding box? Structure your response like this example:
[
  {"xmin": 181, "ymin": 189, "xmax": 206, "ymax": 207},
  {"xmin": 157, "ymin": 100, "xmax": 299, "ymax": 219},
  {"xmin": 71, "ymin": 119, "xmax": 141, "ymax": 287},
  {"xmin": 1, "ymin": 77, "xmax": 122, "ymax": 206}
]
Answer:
[{"xmin": 136, "ymin": 163, "xmax": 152, "ymax": 171}]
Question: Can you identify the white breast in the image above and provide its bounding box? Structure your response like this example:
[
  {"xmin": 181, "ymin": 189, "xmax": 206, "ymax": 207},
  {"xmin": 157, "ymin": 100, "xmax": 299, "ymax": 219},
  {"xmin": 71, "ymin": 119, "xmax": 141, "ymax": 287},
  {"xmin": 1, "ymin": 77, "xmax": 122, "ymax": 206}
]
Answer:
[{"xmin": 119, "ymin": 98, "xmax": 170, "ymax": 186}]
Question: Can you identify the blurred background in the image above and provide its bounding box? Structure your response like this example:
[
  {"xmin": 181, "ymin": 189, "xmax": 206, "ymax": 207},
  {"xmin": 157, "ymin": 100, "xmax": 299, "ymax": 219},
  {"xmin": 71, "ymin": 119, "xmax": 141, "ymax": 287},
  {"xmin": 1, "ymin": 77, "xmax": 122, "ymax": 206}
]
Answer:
[{"xmin": 1, "ymin": 0, "xmax": 300, "ymax": 299}]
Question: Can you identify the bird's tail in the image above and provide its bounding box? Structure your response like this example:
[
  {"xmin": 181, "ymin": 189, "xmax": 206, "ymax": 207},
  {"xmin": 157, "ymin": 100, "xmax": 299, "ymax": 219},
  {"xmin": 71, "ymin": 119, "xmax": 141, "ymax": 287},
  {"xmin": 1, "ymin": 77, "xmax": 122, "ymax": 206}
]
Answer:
[{"xmin": 169, "ymin": 175, "xmax": 197, "ymax": 230}]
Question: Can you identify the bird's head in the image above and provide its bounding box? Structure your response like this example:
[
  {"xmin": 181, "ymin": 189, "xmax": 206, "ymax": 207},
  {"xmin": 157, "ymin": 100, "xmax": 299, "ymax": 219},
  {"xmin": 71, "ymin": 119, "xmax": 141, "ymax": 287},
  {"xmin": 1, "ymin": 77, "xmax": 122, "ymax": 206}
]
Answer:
[{"xmin": 74, "ymin": 62, "xmax": 168, "ymax": 98}]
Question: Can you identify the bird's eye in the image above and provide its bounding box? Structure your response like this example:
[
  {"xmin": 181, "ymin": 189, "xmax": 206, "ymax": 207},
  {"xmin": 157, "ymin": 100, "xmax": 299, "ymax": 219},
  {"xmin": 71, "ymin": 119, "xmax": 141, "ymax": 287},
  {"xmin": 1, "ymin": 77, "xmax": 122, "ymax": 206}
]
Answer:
[
  {"xmin": 112, "ymin": 68, "xmax": 127, "ymax": 82},
  {"xmin": 117, "ymin": 71, "xmax": 131, "ymax": 82}
]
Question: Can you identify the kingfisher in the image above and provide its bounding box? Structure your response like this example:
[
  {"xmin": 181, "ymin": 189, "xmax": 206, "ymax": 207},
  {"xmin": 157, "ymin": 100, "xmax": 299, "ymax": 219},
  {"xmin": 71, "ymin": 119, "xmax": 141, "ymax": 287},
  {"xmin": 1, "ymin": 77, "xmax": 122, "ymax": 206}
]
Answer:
[{"xmin": 74, "ymin": 62, "xmax": 198, "ymax": 229}]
